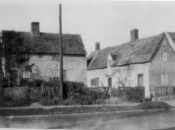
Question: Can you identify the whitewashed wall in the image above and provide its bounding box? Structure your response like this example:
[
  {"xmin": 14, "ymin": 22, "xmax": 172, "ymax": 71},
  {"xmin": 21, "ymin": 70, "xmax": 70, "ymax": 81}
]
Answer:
[
  {"xmin": 27, "ymin": 55, "xmax": 87, "ymax": 83},
  {"xmin": 87, "ymin": 62, "xmax": 150, "ymax": 97},
  {"xmin": 87, "ymin": 68, "xmax": 108, "ymax": 87},
  {"xmin": 110, "ymin": 63, "xmax": 150, "ymax": 98}
]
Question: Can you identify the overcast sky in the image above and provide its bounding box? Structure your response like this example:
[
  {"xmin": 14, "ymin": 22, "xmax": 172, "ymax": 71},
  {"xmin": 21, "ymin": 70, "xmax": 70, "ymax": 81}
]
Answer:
[{"xmin": 1, "ymin": 0, "xmax": 175, "ymax": 54}]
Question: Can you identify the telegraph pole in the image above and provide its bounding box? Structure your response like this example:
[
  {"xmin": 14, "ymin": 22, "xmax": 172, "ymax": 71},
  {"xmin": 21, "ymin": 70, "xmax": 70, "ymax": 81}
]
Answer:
[{"xmin": 59, "ymin": 3, "xmax": 63, "ymax": 100}]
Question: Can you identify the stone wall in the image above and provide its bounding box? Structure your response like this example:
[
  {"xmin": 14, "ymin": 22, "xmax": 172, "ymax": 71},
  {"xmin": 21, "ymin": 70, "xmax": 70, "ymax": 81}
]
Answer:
[
  {"xmin": 150, "ymin": 36, "xmax": 175, "ymax": 95},
  {"xmin": 87, "ymin": 68, "xmax": 108, "ymax": 87},
  {"xmin": 111, "ymin": 63, "xmax": 150, "ymax": 97},
  {"xmin": 87, "ymin": 63, "xmax": 150, "ymax": 97},
  {"xmin": 24, "ymin": 55, "xmax": 87, "ymax": 84}
]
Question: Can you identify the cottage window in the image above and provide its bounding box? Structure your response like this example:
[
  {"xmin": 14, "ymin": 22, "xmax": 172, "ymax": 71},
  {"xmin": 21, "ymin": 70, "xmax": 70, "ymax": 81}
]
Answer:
[
  {"xmin": 32, "ymin": 65, "xmax": 40, "ymax": 74},
  {"xmin": 22, "ymin": 71, "xmax": 31, "ymax": 79},
  {"xmin": 68, "ymin": 39, "xmax": 73, "ymax": 47},
  {"xmin": 91, "ymin": 78, "xmax": 99, "ymax": 87},
  {"xmin": 162, "ymin": 52, "xmax": 168, "ymax": 61},
  {"xmin": 137, "ymin": 73, "xmax": 144, "ymax": 86},
  {"xmin": 161, "ymin": 74, "xmax": 168, "ymax": 86}
]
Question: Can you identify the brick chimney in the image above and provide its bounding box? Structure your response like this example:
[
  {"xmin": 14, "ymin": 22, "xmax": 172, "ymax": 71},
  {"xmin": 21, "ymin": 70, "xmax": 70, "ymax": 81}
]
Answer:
[
  {"xmin": 130, "ymin": 29, "xmax": 139, "ymax": 41},
  {"xmin": 95, "ymin": 42, "xmax": 100, "ymax": 51},
  {"xmin": 31, "ymin": 22, "xmax": 40, "ymax": 36}
]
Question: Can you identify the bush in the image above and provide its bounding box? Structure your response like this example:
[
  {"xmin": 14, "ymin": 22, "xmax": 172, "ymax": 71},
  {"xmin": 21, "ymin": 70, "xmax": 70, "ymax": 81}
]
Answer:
[
  {"xmin": 43, "ymin": 79, "xmax": 59, "ymax": 87},
  {"xmin": 2, "ymin": 87, "xmax": 30, "ymax": 107},
  {"xmin": 39, "ymin": 97, "xmax": 60, "ymax": 106},
  {"xmin": 112, "ymin": 87, "xmax": 145, "ymax": 102},
  {"xmin": 29, "ymin": 87, "xmax": 41, "ymax": 102},
  {"xmin": 125, "ymin": 87, "xmax": 145, "ymax": 102},
  {"xmin": 137, "ymin": 101, "xmax": 171, "ymax": 110},
  {"xmin": 1, "ymin": 78, "xmax": 9, "ymax": 88},
  {"xmin": 0, "ymin": 80, "xmax": 109, "ymax": 107},
  {"xmin": 38, "ymin": 81, "xmax": 109, "ymax": 105},
  {"xmin": 62, "ymin": 81, "xmax": 109, "ymax": 105},
  {"xmin": 111, "ymin": 88, "xmax": 120, "ymax": 97},
  {"xmin": 20, "ymin": 79, "xmax": 43, "ymax": 87}
]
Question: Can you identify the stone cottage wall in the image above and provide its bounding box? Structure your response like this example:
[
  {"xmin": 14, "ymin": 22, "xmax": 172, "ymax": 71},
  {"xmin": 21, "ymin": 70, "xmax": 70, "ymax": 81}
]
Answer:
[
  {"xmin": 87, "ymin": 68, "xmax": 108, "ymax": 87},
  {"xmin": 110, "ymin": 63, "xmax": 150, "ymax": 98},
  {"xmin": 25, "ymin": 55, "xmax": 87, "ymax": 84},
  {"xmin": 87, "ymin": 63, "xmax": 150, "ymax": 97},
  {"xmin": 150, "ymin": 36, "xmax": 175, "ymax": 95}
]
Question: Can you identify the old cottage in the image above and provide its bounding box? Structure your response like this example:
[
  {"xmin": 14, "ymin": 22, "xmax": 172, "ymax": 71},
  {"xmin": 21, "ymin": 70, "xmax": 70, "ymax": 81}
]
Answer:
[
  {"xmin": 87, "ymin": 29, "xmax": 175, "ymax": 98},
  {"xmin": 0, "ymin": 22, "xmax": 87, "ymax": 84}
]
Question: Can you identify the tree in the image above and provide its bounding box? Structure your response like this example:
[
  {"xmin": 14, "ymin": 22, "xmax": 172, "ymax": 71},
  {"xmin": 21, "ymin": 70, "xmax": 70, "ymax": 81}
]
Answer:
[{"xmin": 3, "ymin": 31, "xmax": 31, "ymax": 86}]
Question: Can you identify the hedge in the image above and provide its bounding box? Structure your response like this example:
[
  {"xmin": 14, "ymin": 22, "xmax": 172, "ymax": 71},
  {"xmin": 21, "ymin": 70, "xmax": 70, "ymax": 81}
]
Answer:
[
  {"xmin": 137, "ymin": 101, "xmax": 171, "ymax": 110},
  {"xmin": 2, "ymin": 87, "xmax": 30, "ymax": 107},
  {"xmin": 0, "ymin": 80, "xmax": 109, "ymax": 107},
  {"xmin": 111, "ymin": 87, "xmax": 145, "ymax": 102},
  {"xmin": 63, "ymin": 82, "xmax": 109, "ymax": 105}
]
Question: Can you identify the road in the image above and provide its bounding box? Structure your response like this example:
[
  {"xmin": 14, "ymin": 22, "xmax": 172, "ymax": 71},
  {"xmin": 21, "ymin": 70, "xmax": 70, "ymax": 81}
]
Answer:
[{"xmin": 0, "ymin": 109, "xmax": 175, "ymax": 130}]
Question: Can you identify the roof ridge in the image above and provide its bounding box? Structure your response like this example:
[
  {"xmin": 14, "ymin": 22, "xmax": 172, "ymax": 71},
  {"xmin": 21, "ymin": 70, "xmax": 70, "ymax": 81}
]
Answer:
[
  {"xmin": 2, "ymin": 30, "xmax": 86, "ymax": 56},
  {"xmin": 2, "ymin": 30, "xmax": 81, "ymax": 36},
  {"xmin": 165, "ymin": 32, "xmax": 175, "ymax": 52},
  {"xmin": 95, "ymin": 33, "xmax": 164, "ymax": 55}
]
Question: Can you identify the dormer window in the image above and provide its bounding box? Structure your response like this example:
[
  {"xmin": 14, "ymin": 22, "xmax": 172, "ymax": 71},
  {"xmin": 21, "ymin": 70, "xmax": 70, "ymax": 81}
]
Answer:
[{"xmin": 112, "ymin": 54, "xmax": 117, "ymax": 61}]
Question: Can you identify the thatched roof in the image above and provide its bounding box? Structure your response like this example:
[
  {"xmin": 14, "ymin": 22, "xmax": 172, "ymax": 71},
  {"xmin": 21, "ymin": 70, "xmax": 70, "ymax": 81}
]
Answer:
[
  {"xmin": 88, "ymin": 33, "xmax": 165, "ymax": 70},
  {"xmin": 2, "ymin": 30, "xmax": 86, "ymax": 56}
]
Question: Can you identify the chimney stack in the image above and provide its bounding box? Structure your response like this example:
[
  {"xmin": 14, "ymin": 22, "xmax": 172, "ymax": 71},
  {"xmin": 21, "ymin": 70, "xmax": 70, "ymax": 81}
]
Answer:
[
  {"xmin": 95, "ymin": 42, "xmax": 100, "ymax": 51},
  {"xmin": 130, "ymin": 29, "xmax": 139, "ymax": 41},
  {"xmin": 31, "ymin": 22, "xmax": 40, "ymax": 36}
]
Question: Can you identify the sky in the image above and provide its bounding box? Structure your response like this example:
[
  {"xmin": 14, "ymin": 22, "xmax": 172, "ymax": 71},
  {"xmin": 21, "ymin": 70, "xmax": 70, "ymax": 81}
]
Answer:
[{"xmin": 1, "ymin": 0, "xmax": 175, "ymax": 54}]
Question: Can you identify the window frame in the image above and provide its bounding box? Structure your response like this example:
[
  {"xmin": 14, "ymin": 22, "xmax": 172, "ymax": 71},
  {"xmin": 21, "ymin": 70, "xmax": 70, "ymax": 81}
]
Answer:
[
  {"xmin": 162, "ymin": 52, "xmax": 168, "ymax": 61},
  {"xmin": 90, "ymin": 77, "xmax": 99, "ymax": 87},
  {"xmin": 137, "ymin": 73, "xmax": 144, "ymax": 87}
]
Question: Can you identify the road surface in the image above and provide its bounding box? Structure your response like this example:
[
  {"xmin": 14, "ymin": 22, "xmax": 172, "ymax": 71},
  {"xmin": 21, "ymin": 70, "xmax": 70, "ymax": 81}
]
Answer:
[{"xmin": 0, "ymin": 109, "xmax": 175, "ymax": 130}]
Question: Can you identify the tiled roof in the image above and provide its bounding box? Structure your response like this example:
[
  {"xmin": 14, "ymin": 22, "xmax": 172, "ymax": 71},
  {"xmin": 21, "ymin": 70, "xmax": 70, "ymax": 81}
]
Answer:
[
  {"xmin": 87, "ymin": 50, "xmax": 100, "ymax": 65},
  {"xmin": 87, "ymin": 47, "xmax": 115, "ymax": 70},
  {"xmin": 2, "ymin": 30, "xmax": 86, "ymax": 56},
  {"xmin": 88, "ymin": 33, "xmax": 164, "ymax": 70}
]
